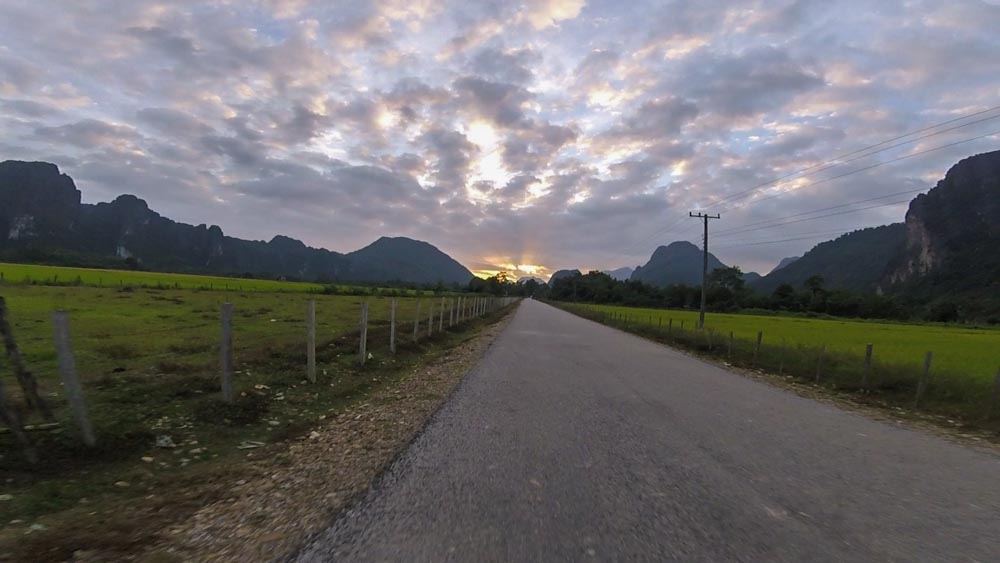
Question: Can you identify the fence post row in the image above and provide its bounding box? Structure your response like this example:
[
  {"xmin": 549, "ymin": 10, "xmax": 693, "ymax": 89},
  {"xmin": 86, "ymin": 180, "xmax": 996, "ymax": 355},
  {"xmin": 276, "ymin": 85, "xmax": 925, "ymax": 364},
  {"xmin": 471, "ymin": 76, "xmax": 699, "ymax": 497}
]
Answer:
[
  {"xmin": 51, "ymin": 311, "xmax": 96, "ymax": 446},
  {"xmin": 307, "ymin": 299, "xmax": 316, "ymax": 383},
  {"xmin": 390, "ymin": 298, "xmax": 397, "ymax": 355},
  {"xmin": 220, "ymin": 303, "xmax": 234, "ymax": 404},
  {"xmin": 359, "ymin": 302, "xmax": 369, "ymax": 365}
]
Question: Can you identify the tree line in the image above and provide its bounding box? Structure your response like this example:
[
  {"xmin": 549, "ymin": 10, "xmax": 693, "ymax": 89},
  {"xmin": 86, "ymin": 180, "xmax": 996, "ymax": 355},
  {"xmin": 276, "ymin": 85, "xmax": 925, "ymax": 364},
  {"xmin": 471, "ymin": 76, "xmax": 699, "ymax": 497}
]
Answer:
[{"xmin": 469, "ymin": 267, "xmax": 950, "ymax": 322}]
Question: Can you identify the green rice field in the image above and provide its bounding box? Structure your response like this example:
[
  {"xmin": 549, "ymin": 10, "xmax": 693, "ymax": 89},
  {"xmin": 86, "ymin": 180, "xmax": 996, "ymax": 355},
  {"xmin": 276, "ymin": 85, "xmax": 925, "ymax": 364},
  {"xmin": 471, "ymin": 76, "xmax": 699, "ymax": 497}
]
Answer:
[
  {"xmin": 0, "ymin": 261, "xmax": 437, "ymax": 295},
  {"xmin": 577, "ymin": 304, "xmax": 1000, "ymax": 381}
]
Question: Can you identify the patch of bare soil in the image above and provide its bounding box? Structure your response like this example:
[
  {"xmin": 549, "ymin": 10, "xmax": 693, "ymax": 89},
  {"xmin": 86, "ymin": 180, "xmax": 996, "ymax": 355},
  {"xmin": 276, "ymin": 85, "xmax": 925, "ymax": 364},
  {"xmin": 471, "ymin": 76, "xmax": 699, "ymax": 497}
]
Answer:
[{"xmin": 135, "ymin": 312, "xmax": 514, "ymax": 562}]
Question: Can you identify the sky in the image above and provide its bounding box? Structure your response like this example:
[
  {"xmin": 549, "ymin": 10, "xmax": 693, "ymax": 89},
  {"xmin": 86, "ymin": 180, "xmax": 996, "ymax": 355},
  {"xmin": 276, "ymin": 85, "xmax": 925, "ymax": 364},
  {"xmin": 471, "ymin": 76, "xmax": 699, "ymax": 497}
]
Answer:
[{"xmin": 1, "ymin": 0, "xmax": 999, "ymax": 280}]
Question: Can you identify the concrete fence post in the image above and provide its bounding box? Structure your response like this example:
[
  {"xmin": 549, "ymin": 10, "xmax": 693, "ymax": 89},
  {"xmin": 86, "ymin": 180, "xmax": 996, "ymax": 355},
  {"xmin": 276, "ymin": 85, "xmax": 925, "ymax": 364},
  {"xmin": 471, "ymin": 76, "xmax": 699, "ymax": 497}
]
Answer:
[
  {"xmin": 413, "ymin": 300, "xmax": 421, "ymax": 342},
  {"xmin": 728, "ymin": 331, "xmax": 734, "ymax": 359},
  {"xmin": 51, "ymin": 311, "xmax": 96, "ymax": 446},
  {"xmin": 815, "ymin": 344, "xmax": 826, "ymax": 383},
  {"xmin": 779, "ymin": 339, "xmax": 786, "ymax": 375},
  {"xmin": 439, "ymin": 297, "xmax": 445, "ymax": 332},
  {"xmin": 707, "ymin": 329, "xmax": 715, "ymax": 351},
  {"xmin": 427, "ymin": 302, "xmax": 434, "ymax": 336},
  {"xmin": 992, "ymin": 367, "xmax": 1000, "ymax": 417},
  {"xmin": 668, "ymin": 318, "xmax": 673, "ymax": 340},
  {"xmin": 307, "ymin": 300, "xmax": 316, "ymax": 383},
  {"xmin": 449, "ymin": 298, "xmax": 455, "ymax": 327},
  {"xmin": 220, "ymin": 303, "xmax": 234, "ymax": 403},
  {"xmin": 390, "ymin": 298, "xmax": 397, "ymax": 354},
  {"xmin": 862, "ymin": 343, "xmax": 873, "ymax": 391},
  {"xmin": 752, "ymin": 331, "xmax": 762, "ymax": 368},
  {"xmin": 359, "ymin": 302, "xmax": 369, "ymax": 365},
  {"xmin": 914, "ymin": 351, "xmax": 933, "ymax": 408}
]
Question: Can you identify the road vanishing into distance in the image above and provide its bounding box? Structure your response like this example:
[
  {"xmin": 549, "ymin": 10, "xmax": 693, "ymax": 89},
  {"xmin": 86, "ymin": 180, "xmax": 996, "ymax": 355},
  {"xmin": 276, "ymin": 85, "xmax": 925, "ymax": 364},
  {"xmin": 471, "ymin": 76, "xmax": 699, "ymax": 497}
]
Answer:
[{"xmin": 296, "ymin": 300, "xmax": 1000, "ymax": 562}]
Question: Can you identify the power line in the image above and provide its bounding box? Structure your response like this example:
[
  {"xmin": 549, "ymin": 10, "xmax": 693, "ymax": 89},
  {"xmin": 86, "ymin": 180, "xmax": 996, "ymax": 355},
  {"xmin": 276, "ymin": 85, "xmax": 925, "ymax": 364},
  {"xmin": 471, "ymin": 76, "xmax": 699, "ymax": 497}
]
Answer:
[
  {"xmin": 600, "ymin": 106, "xmax": 1000, "ymax": 268},
  {"xmin": 713, "ymin": 230, "xmax": 855, "ymax": 250},
  {"xmin": 702, "ymin": 107, "xmax": 1000, "ymax": 211},
  {"xmin": 717, "ymin": 128, "xmax": 1000, "ymax": 214},
  {"xmin": 712, "ymin": 187, "xmax": 927, "ymax": 236},
  {"xmin": 713, "ymin": 197, "xmax": 915, "ymax": 238}
]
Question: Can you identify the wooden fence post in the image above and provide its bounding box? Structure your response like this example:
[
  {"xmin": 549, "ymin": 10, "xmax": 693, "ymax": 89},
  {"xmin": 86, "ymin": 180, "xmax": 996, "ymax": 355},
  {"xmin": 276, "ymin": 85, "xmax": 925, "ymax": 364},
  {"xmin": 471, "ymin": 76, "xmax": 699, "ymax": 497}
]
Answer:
[
  {"xmin": 752, "ymin": 331, "xmax": 762, "ymax": 368},
  {"xmin": 389, "ymin": 298, "xmax": 397, "ymax": 354},
  {"xmin": 815, "ymin": 344, "xmax": 826, "ymax": 383},
  {"xmin": 307, "ymin": 300, "xmax": 316, "ymax": 383},
  {"xmin": 779, "ymin": 339, "xmax": 786, "ymax": 375},
  {"xmin": 51, "ymin": 311, "xmax": 95, "ymax": 446},
  {"xmin": 413, "ymin": 300, "xmax": 421, "ymax": 341},
  {"xmin": 0, "ymin": 297, "xmax": 52, "ymax": 419},
  {"xmin": 0, "ymin": 376, "xmax": 36, "ymax": 462},
  {"xmin": 220, "ymin": 303, "xmax": 234, "ymax": 404},
  {"xmin": 914, "ymin": 351, "xmax": 933, "ymax": 408},
  {"xmin": 728, "ymin": 331, "xmax": 734, "ymax": 359},
  {"xmin": 449, "ymin": 298, "xmax": 455, "ymax": 327},
  {"xmin": 439, "ymin": 297, "xmax": 445, "ymax": 332},
  {"xmin": 862, "ymin": 343, "xmax": 873, "ymax": 391},
  {"xmin": 667, "ymin": 318, "xmax": 673, "ymax": 339},
  {"xmin": 707, "ymin": 329, "xmax": 714, "ymax": 351},
  {"xmin": 359, "ymin": 302, "xmax": 369, "ymax": 364}
]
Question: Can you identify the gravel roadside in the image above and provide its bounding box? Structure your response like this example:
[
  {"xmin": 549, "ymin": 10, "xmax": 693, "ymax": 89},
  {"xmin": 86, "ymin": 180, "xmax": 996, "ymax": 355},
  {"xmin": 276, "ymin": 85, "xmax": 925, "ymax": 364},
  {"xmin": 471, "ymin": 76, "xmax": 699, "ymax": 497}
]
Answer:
[{"xmin": 138, "ymin": 309, "xmax": 516, "ymax": 562}]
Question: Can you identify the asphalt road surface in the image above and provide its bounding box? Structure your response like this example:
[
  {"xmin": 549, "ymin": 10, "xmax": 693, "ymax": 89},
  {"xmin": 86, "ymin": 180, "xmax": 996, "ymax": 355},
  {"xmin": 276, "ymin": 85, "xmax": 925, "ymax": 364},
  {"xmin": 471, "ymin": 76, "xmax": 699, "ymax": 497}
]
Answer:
[{"xmin": 296, "ymin": 300, "xmax": 1000, "ymax": 562}]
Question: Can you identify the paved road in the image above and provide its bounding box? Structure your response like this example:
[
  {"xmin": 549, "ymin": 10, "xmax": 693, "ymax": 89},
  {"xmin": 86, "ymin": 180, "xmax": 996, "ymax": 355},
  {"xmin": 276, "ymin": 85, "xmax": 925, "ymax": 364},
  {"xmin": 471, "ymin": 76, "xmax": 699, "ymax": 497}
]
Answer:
[{"xmin": 296, "ymin": 300, "xmax": 1000, "ymax": 562}]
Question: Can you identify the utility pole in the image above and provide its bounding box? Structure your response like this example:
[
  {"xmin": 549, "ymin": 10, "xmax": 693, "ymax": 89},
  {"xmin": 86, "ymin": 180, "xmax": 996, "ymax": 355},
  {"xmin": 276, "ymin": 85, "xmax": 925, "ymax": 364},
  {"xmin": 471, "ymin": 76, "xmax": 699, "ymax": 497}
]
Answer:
[{"xmin": 689, "ymin": 212, "xmax": 720, "ymax": 329}]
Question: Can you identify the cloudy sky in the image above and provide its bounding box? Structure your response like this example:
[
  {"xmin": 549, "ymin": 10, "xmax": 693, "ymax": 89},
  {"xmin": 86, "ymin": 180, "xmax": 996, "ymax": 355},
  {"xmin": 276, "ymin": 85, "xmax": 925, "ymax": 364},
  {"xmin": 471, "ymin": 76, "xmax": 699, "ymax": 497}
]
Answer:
[{"xmin": 2, "ymin": 0, "xmax": 999, "ymax": 279}]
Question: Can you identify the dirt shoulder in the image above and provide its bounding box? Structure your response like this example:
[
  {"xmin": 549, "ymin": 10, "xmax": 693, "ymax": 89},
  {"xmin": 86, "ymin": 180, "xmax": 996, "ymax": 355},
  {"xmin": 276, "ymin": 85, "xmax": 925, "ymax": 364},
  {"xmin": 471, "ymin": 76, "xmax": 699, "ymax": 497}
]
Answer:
[{"xmin": 134, "ymin": 309, "xmax": 514, "ymax": 562}]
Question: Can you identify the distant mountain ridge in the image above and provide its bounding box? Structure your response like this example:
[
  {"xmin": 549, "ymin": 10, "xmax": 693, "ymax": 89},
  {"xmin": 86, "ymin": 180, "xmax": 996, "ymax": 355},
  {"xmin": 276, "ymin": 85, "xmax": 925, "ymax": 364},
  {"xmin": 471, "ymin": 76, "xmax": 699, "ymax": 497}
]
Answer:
[
  {"xmin": 630, "ymin": 241, "xmax": 725, "ymax": 286},
  {"xmin": 0, "ymin": 160, "xmax": 474, "ymax": 285},
  {"xmin": 603, "ymin": 266, "xmax": 634, "ymax": 281},
  {"xmin": 750, "ymin": 150, "xmax": 999, "ymax": 317},
  {"xmin": 547, "ymin": 269, "xmax": 581, "ymax": 284},
  {"xmin": 750, "ymin": 225, "xmax": 907, "ymax": 294}
]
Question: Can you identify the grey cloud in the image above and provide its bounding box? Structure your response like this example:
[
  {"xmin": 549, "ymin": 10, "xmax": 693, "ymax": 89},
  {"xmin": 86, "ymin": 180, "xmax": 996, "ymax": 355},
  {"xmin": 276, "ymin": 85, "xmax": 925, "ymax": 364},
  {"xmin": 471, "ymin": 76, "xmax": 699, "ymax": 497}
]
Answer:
[
  {"xmin": 1, "ymin": 99, "xmax": 60, "ymax": 118},
  {"xmin": 469, "ymin": 46, "xmax": 538, "ymax": 84},
  {"xmin": 681, "ymin": 47, "xmax": 825, "ymax": 117},
  {"xmin": 33, "ymin": 119, "xmax": 140, "ymax": 148},
  {"xmin": 200, "ymin": 134, "xmax": 265, "ymax": 167},
  {"xmin": 453, "ymin": 76, "xmax": 532, "ymax": 127},
  {"xmin": 420, "ymin": 128, "xmax": 478, "ymax": 192},
  {"xmin": 125, "ymin": 27, "xmax": 198, "ymax": 62},
  {"xmin": 502, "ymin": 121, "xmax": 577, "ymax": 174},
  {"xmin": 136, "ymin": 108, "xmax": 213, "ymax": 138}
]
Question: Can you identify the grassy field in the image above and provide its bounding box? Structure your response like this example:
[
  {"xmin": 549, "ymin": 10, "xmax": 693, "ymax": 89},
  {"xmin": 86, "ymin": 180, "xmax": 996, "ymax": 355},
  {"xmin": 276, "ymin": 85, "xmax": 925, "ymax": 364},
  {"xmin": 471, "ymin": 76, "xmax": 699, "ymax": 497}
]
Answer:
[
  {"xmin": 580, "ymin": 304, "xmax": 1000, "ymax": 380},
  {"xmin": 0, "ymin": 283, "xmax": 505, "ymax": 560},
  {"xmin": 0, "ymin": 261, "xmax": 438, "ymax": 295},
  {"xmin": 556, "ymin": 302, "xmax": 1000, "ymax": 433}
]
